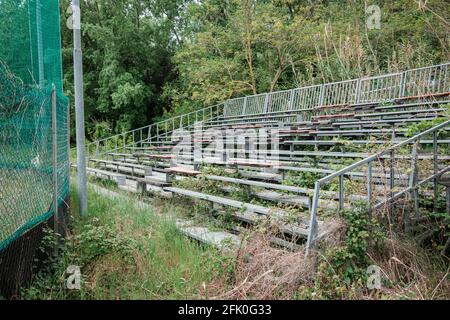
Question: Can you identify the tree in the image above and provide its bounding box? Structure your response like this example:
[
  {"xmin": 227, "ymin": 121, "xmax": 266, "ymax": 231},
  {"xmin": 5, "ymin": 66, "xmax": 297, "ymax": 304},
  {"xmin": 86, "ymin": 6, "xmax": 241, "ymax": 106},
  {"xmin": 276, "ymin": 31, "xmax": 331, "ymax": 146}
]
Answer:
[
  {"xmin": 60, "ymin": 0, "xmax": 189, "ymax": 139},
  {"xmin": 163, "ymin": 0, "xmax": 449, "ymax": 119}
]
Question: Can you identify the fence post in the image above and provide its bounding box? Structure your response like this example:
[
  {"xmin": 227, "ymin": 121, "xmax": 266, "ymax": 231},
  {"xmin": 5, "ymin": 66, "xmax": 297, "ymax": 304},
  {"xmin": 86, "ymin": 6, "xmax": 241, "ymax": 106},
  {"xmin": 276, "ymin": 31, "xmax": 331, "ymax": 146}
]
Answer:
[{"xmin": 51, "ymin": 84, "xmax": 59, "ymax": 250}]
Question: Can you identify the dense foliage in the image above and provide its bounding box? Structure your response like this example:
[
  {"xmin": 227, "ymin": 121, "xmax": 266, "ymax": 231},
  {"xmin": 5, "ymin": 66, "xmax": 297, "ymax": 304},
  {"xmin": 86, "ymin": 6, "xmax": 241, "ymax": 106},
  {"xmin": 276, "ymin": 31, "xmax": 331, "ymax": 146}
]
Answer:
[
  {"xmin": 60, "ymin": 0, "xmax": 449, "ymax": 140},
  {"xmin": 61, "ymin": 0, "xmax": 190, "ymax": 139}
]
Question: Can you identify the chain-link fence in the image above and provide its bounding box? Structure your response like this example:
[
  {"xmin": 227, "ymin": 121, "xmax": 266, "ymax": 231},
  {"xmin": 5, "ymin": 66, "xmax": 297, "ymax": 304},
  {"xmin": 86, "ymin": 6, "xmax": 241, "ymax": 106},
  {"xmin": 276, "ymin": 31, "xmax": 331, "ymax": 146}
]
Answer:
[{"xmin": 0, "ymin": 0, "xmax": 69, "ymax": 298}]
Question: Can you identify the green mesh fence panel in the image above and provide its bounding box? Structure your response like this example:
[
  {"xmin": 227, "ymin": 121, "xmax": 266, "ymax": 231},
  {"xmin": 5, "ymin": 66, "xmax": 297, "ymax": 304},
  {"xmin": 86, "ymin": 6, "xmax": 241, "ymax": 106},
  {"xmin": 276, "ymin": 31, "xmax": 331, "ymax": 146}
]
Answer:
[
  {"xmin": 0, "ymin": 0, "xmax": 63, "ymax": 92},
  {"xmin": 0, "ymin": 0, "xmax": 69, "ymax": 252}
]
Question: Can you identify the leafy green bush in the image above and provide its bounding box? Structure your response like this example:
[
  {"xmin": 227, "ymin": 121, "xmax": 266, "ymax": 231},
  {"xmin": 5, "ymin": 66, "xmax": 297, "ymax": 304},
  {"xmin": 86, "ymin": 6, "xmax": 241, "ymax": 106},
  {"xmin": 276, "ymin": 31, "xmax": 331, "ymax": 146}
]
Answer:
[
  {"xmin": 22, "ymin": 221, "xmax": 139, "ymax": 300},
  {"xmin": 300, "ymin": 202, "xmax": 384, "ymax": 299}
]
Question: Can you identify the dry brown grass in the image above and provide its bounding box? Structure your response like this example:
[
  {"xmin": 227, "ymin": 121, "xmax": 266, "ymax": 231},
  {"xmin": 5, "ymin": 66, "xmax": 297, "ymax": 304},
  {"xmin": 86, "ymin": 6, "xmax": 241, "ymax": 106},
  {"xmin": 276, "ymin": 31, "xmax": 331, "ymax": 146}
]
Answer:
[
  {"xmin": 201, "ymin": 222, "xmax": 322, "ymax": 300},
  {"xmin": 367, "ymin": 235, "xmax": 450, "ymax": 300},
  {"xmin": 200, "ymin": 212, "xmax": 449, "ymax": 300}
]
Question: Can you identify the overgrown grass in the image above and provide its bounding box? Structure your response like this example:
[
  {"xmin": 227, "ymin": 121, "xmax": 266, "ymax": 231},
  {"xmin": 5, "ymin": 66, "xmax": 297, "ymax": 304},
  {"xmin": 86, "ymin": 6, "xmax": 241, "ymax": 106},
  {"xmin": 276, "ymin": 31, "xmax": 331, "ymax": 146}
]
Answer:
[
  {"xmin": 21, "ymin": 178, "xmax": 449, "ymax": 300},
  {"xmin": 21, "ymin": 184, "xmax": 234, "ymax": 300}
]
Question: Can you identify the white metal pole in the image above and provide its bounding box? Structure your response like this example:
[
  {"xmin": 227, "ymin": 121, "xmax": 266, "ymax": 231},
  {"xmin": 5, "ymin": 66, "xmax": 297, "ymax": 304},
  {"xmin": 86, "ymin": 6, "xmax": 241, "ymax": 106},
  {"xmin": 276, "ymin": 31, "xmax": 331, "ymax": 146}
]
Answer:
[{"xmin": 72, "ymin": 0, "xmax": 87, "ymax": 216}]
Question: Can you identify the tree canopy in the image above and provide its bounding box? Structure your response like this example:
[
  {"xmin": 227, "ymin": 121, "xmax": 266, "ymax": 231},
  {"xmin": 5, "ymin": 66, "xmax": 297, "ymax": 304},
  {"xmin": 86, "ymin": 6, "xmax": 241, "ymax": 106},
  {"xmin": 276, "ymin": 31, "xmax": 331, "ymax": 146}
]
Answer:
[{"xmin": 60, "ymin": 0, "xmax": 449, "ymax": 140}]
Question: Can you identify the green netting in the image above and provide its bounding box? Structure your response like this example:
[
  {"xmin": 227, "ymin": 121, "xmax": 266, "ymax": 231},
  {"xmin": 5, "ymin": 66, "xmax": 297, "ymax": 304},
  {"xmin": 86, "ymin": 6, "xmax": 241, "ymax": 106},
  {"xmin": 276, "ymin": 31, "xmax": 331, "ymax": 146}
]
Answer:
[
  {"xmin": 0, "ymin": 0, "xmax": 63, "ymax": 92},
  {"xmin": 0, "ymin": 0, "xmax": 68, "ymax": 251}
]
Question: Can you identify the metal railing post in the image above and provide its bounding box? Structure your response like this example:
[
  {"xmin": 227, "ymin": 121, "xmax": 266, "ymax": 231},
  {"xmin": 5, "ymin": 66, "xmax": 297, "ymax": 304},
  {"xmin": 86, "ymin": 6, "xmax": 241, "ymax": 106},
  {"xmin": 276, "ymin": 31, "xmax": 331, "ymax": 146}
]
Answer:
[
  {"xmin": 263, "ymin": 93, "xmax": 270, "ymax": 113},
  {"xmin": 356, "ymin": 78, "xmax": 363, "ymax": 104},
  {"xmin": 389, "ymin": 150, "xmax": 395, "ymax": 214},
  {"xmin": 338, "ymin": 175, "xmax": 344, "ymax": 211},
  {"xmin": 400, "ymin": 71, "xmax": 406, "ymax": 97},
  {"xmin": 408, "ymin": 142, "xmax": 419, "ymax": 222},
  {"xmin": 156, "ymin": 123, "xmax": 160, "ymax": 142},
  {"xmin": 288, "ymin": 89, "xmax": 295, "ymax": 110},
  {"xmin": 318, "ymin": 84, "xmax": 325, "ymax": 107},
  {"xmin": 367, "ymin": 161, "xmax": 373, "ymax": 211},
  {"xmin": 223, "ymin": 101, "xmax": 228, "ymax": 117},
  {"xmin": 242, "ymin": 96, "xmax": 248, "ymax": 115},
  {"xmin": 367, "ymin": 161, "xmax": 373, "ymax": 220},
  {"xmin": 95, "ymin": 141, "xmax": 100, "ymax": 157},
  {"xmin": 306, "ymin": 182, "xmax": 321, "ymax": 256},
  {"xmin": 433, "ymin": 131, "xmax": 438, "ymax": 211}
]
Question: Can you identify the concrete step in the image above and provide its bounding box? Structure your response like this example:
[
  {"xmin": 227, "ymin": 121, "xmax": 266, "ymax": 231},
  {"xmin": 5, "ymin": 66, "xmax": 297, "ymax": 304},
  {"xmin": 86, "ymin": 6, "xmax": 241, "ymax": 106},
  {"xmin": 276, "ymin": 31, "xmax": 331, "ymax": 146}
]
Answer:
[{"xmin": 175, "ymin": 220, "xmax": 242, "ymax": 252}]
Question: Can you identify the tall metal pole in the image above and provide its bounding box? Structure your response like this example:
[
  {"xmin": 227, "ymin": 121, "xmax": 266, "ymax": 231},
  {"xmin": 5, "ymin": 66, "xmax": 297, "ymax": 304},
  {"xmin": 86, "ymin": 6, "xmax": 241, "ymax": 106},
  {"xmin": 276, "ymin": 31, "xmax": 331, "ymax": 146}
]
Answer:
[
  {"xmin": 73, "ymin": 0, "xmax": 87, "ymax": 216},
  {"xmin": 36, "ymin": 0, "xmax": 44, "ymax": 88}
]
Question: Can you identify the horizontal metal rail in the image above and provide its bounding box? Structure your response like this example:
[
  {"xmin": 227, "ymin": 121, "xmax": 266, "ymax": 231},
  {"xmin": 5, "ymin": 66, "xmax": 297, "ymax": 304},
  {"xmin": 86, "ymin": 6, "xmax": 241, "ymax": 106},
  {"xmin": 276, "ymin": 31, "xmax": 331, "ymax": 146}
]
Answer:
[
  {"xmin": 223, "ymin": 62, "xmax": 450, "ymax": 120},
  {"xmin": 86, "ymin": 62, "xmax": 449, "ymax": 159},
  {"xmin": 84, "ymin": 103, "xmax": 225, "ymax": 159}
]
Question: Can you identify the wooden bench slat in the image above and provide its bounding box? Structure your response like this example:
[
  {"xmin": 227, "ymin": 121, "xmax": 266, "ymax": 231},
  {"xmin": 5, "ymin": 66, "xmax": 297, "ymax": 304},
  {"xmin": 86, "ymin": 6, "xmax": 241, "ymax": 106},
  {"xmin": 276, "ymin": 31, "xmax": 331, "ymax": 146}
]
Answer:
[
  {"xmin": 134, "ymin": 153, "xmax": 175, "ymax": 159},
  {"xmin": 395, "ymin": 91, "xmax": 450, "ymax": 102},
  {"xmin": 316, "ymin": 103, "xmax": 350, "ymax": 110},
  {"xmin": 167, "ymin": 167, "xmax": 201, "ymax": 176},
  {"xmin": 228, "ymin": 159, "xmax": 279, "ymax": 168},
  {"xmin": 312, "ymin": 113, "xmax": 355, "ymax": 120}
]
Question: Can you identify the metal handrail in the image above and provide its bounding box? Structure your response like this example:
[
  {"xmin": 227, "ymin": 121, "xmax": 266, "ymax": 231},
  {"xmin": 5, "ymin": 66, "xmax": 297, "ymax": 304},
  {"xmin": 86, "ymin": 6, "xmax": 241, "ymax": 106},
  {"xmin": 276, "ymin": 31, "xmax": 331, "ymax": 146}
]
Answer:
[
  {"xmin": 86, "ymin": 62, "xmax": 449, "ymax": 158},
  {"xmin": 84, "ymin": 103, "xmax": 224, "ymax": 158},
  {"xmin": 223, "ymin": 62, "xmax": 449, "ymax": 117},
  {"xmin": 306, "ymin": 119, "xmax": 450, "ymax": 254}
]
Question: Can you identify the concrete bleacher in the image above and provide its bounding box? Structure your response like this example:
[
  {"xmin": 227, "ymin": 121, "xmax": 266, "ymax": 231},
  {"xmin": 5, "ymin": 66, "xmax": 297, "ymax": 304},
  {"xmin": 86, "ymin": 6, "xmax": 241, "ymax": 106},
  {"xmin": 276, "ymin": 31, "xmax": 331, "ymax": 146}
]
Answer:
[{"xmin": 82, "ymin": 62, "xmax": 450, "ymax": 252}]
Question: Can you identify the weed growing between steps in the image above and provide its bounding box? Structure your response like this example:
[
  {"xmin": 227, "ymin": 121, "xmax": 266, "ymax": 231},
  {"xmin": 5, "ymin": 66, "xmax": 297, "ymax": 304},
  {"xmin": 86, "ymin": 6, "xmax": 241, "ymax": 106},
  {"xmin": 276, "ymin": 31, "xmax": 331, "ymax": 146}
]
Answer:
[
  {"xmin": 201, "ymin": 165, "xmax": 242, "ymax": 178},
  {"xmin": 21, "ymin": 184, "xmax": 234, "ymax": 300},
  {"xmin": 405, "ymin": 105, "xmax": 450, "ymax": 138},
  {"xmin": 169, "ymin": 174, "xmax": 307, "ymax": 231},
  {"xmin": 284, "ymin": 170, "xmax": 322, "ymax": 190}
]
